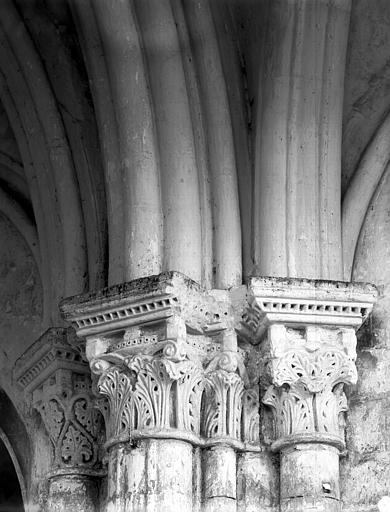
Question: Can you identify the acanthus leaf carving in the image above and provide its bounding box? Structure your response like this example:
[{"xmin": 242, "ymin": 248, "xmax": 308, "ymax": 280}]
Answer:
[
  {"xmin": 263, "ymin": 329, "xmax": 357, "ymax": 446},
  {"xmin": 242, "ymin": 387, "xmax": 260, "ymax": 445},
  {"xmin": 273, "ymin": 346, "xmax": 357, "ymax": 393},
  {"xmin": 96, "ymin": 352, "xmax": 205, "ymax": 442},
  {"xmin": 263, "ymin": 382, "xmax": 315, "ymax": 438},
  {"xmin": 315, "ymin": 382, "xmax": 348, "ymax": 436},
  {"xmin": 202, "ymin": 369, "xmax": 244, "ymax": 440},
  {"xmin": 98, "ymin": 367, "xmax": 134, "ymax": 441}
]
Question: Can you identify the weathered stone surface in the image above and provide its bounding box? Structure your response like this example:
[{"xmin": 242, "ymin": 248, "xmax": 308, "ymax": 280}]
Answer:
[
  {"xmin": 345, "ymin": 181, "xmax": 390, "ymax": 510},
  {"xmin": 253, "ymin": 0, "xmax": 351, "ymax": 280},
  {"xmin": 0, "ymin": 213, "xmax": 43, "ymax": 408},
  {"xmin": 281, "ymin": 444, "xmax": 340, "ymax": 501},
  {"xmin": 347, "ymin": 397, "xmax": 390, "ymax": 455},
  {"xmin": 13, "ymin": 328, "xmax": 104, "ymax": 511},
  {"xmin": 1, "ymin": 1, "xmax": 390, "ymax": 510},
  {"xmin": 107, "ymin": 440, "xmax": 193, "ymax": 512},
  {"xmin": 341, "ymin": 452, "xmax": 390, "ymax": 508},
  {"xmin": 242, "ymin": 276, "xmax": 377, "ymax": 512},
  {"xmin": 355, "ymin": 347, "xmax": 390, "ymax": 396},
  {"xmin": 237, "ymin": 451, "xmax": 279, "ymax": 511},
  {"xmin": 47, "ymin": 475, "xmax": 99, "ymax": 512},
  {"xmin": 203, "ymin": 446, "xmax": 236, "ymax": 500},
  {"xmin": 14, "ymin": 328, "xmax": 104, "ymax": 475},
  {"xmin": 62, "ymin": 272, "xmax": 258, "ymax": 511}
]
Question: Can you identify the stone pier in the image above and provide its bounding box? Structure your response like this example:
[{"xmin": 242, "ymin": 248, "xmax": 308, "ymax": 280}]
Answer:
[{"xmin": 254, "ymin": 0, "xmax": 351, "ymax": 280}]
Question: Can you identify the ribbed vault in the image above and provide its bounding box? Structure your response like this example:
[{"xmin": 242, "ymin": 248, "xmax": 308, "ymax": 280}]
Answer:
[
  {"xmin": 0, "ymin": 0, "xmax": 250, "ymax": 328},
  {"xmin": 0, "ymin": 0, "xmax": 390, "ymax": 324}
]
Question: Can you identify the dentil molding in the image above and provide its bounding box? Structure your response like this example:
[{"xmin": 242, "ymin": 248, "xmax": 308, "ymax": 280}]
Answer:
[
  {"xmin": 240, "ymin": 277, "xmax": 377, "ymax": 451},
  {"xmin": 59, "ymin": 272, "xmax": 377, "ymax": 453}
]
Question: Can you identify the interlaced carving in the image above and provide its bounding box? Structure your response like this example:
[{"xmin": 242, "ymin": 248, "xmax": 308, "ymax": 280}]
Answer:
[
  {"xmin": 34, "ymin": 373, "xmax": 102, "ymax": 470},
  {"xmin": 74, "ymin": 398, "xmax": 102, "ymax": 435},
  {"xmin": 62, "ymin": 425, "xmax": 93, "ymax": 465},
  {"xmin": 14, "ymin": 328, "xmax": 104, "ymax": 473}
]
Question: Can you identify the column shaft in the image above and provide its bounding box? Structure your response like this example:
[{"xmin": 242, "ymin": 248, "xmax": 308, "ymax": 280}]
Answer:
[
  {"xmin": 203, "ymin": 445, "xmax": 236, "ymax": 512},
  {"xmin": 243, "ymin": 277, "xmax": 377, "ymax": 512},
  {"xmin": 47, "ymin": 474, "xmax": 99, "ymax": 512},
  {"xmin": 280, "ymin": 444, "xmax": 340, "ymax": 512},
  {"xmin": 254, "ymin": 0, "xmax": 351, "ymax": 279},
  {"xmin": 237, "ymin": 452, "xmax": 278, "ymax": 511},
  {"xmin": 107, "ymin": 440, "xmax": 193, "ymax": 512}
]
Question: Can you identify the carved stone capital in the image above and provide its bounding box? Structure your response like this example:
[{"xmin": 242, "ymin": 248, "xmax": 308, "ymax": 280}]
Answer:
[
  {"xmin": 60, "ymin": 272, "xmax": 256, "ymax": 451},
  {"xmin": 202, "ymin": 368, "xmax": 244, "ymax": 442},
  {"xmin": 241, "ymin": 277, "xmax": 377, "ymax": 451},
  {"xmin": 14, "ymin": 328, "xmax": 103, "ymax": 476},
  {"xmin": 94, "ymin": 348, "xmax": 205, "ymax": 447},
  {"xmin": 262, "ymin": 325, "xmax": 356, "ymax": 450}
]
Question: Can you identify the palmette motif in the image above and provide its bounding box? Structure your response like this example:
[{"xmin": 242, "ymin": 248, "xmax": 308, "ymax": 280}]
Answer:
[
  {"xmin": 35, "ymin": 377, "xmax": 102, "ymax": 470},
  {"xmin": 62, "ymin": 424, "xmax": 93, "ymax": 465}
]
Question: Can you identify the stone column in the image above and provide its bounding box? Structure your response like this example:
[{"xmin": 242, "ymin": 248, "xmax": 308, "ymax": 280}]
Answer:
[
  {"xmin": 237, "ymin": 385, "xmax": 279, "ymax": 512},
  {"xmin": 14, "ymin": 328, "xmax": 103, "ymax": 512},
  {"xmin": 241, "ymin": 277, "xmax": 377, "ymax": 512},
  {"xmin": 60, "ymin": 272, "xmax": 251, "ymax": 512},
  {"xmin": 201, "ymin": 337, "xmax": 244, "ymax": 512},
  {"xmin": 254, "ymin": 0, "xmax": 351, "ymax": 280},
  {"xmin": 94, "ymin": 351, "xmax": 198, "ymax": 512}
]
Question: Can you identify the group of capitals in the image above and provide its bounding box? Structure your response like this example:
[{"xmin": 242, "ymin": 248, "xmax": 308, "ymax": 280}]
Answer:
[{"xmin": 14, "ymin": 272, "xmax": 377, "ymax": 474}]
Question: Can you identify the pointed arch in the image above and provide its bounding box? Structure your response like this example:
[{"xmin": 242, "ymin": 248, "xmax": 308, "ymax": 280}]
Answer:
[{"xmin": 342, "ymin": 111, "xmax": 390, "ymax": 279}]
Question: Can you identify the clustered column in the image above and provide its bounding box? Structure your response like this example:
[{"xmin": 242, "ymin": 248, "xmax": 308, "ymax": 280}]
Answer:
[
  {"xmin": 58, "ymin": 272, "xmax": 376, "ymax": 512},
  {"xmin": 254, "ymin": 0, "xmax": 351, "ymax": 280},
  {"xmin": 61, "ymin": 272, "xmax": 260, "ymax": 512},
  {"xmin": 93, "ymin": 315, "xmax": 204, "ymax": 511},
  {"xmin": 14, "ymin": 328, "xmax": 104, "ymax": 512}
]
